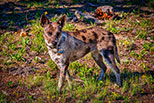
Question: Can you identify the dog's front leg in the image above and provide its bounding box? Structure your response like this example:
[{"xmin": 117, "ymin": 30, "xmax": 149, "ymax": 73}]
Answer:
[
  {"xmin": 65, "ymin": 70, "xmax": 72, "ymax": 89},
  {"xmin": 58, "ymin": 64, "xmax": 69, "ymax": 92}
]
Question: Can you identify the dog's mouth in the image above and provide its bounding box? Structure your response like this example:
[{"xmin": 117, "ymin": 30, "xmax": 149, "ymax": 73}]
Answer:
[{"xmin": 45, "ymin": 39, "xmax": 57, "ymax": 49}]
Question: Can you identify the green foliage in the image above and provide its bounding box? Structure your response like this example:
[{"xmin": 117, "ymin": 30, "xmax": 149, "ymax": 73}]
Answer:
[
  {"xmin": 97, "ymin": 88, "xmax": 107, "ymax": 100},
  {"xmin": 34, "ymin": 56, "xmax": 39, "ymax": 63},
  {"xmin": 122, "ymin": 81, "xmax": 129, "ymax": 94},
  {"xmin": 10, "ymin": 48, "xmax": 25, "ymax": 61},
  {"xmin": 46, "ymin": 70, "xmax": 51, "ymax": 80},
  {"xmin": 63, "ymin": 23, "xmax": 75, "ymax": 31},
  {"xmin": 22, "ymin": 38, "xmax": 30, "ymax": 48},
  {"xmin": 0, "ymin": 93, "xmax": 6, "ymax": 103},
  {"xmin": 130, "ymin": 49, "xmax": 148, "ymax": 60},
  {"xmin": 30, "ymin": 19, "xmax": 47, "ymax": 53},
  {"xmin": 47, "ymin": 59, "xmax": 57, "ymax": 70},
  {"xmin": 136, "ymin": 30, "xmax": 148, "ymax": 39},
  {"xmin": 51, "ymin": 15, "xmax": 58, "ymax": 22},
  {"xmin": 8, "ymin": 81, "xmax": 13, "ymax": 87},
  {"xmin": 143, "ymin": 42, "xmax": 154, "ymax": 52},
  {"xmin": 146, "ymin": 74, "xmax": 154, "ymax": 86}
]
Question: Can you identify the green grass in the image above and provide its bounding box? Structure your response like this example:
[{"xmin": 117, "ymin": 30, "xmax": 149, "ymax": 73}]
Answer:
[
  {"xmin": 0, "ymin": 93, "xmax": 7, "ymax": 103},
  {"xmin": 0, "ymin": 18, "xmax": 153, "ymax": 102},
  {"xmin": 63, "ymin": 23, "xmax": 76, "ymax": 31}
]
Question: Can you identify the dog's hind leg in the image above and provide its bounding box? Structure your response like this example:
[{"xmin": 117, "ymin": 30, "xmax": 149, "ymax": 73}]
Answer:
[
  {"xmin": 99, "ymin": 49, "xmax": 121, "ymax": 86},
  {"xmin": 92, "ymin": 51, "xmax": 107, "ymax": 81}
]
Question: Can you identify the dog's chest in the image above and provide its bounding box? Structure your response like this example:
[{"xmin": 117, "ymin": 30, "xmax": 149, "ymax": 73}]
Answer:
[{"xmin": 47, "ymin": 46, "xmax": 65, "ymax": 67}]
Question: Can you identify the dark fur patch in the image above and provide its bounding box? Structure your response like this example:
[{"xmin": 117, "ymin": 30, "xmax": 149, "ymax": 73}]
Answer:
[
  {"xmin": 48, "ymin": 25, "xmax": 55, "ymax": 31},
  {"xmin": 89, "ymin": 39, "xmax": 93, "ymax": 43},
  {"xmin": 82, "ymin": 36, "xmax": 86, "ymax": 40},
  {"xmin": 81, "ymin": 29, "xmax": 87, "ymax": 33},
  {"xmin": 108, "ymin": 32, "xmax": 112, "ymax": 35},
  {"xmin": 73, "ymin": 56, "xmax": 77, "ymax": 58},
  {"xmin": 112, "ymin": 36, "xmax": 116, "ymax": 43},
  {"xmin": 75, "ymin": 43, "xmax": 78, "ymax": 46},
  {"xmin": 61, "ymin": 59, "xmax": 65, "ymax": 64},
  {"xmin": 92, "ymin": 31, "xmax": 98, "ymax": 39},
  {"xmin": 108, "ymin": 46, "xmax": 113, "ymax": 50},
  {"xmin": 56, "ymin": 32, "xmax": 61, "ymax": 38},
  {"xmin": 84, "ymin": 47, "xmax": 90, "ymax": 54},
  {"xmin": 48, "ymin": 32, "xmax": 52, "ymax": 35},
  {"xmin": 108, "ymin": 46, "xmax": 114, "ymax": 54},
  {"xmin": 55, "ymin": 58, "xmax": 60, "ymax": 63},
  {"xmin": 102, "ymin": 37, "xmax": 104, "ymax": 40},
  {"xmin": 102, "ymin": 50, "xmax": 112, "ymax": 63},
  {"xmin": 74, "ymin": 32, "xmax": 79, "ymax": 36},
  {"xmin": 102, "ymin": 33, "xmax": 106, "ymax": 35}
]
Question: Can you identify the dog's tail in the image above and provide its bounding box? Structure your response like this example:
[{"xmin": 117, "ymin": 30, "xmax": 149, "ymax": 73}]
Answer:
[{"xmin": 114, "ymin": 45, "xmax": 120, "ymax": 64}]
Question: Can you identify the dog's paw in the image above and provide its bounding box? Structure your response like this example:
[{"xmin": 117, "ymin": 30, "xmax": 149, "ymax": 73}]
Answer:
[
  {"xmin": 115, "ymin": 82, "xmax": 122, "ymax": 87},
  {"xmin": 57, "ymin": 87, "xmax": 63, "ymax": 94}
]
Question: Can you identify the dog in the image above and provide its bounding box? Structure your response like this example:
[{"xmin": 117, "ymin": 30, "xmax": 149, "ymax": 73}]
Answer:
[{"xmin": 40, "ymin": 14, "xmax": 121, "ymax": 92}]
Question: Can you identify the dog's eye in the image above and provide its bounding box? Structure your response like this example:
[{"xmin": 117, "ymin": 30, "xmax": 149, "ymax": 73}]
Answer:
[{"xmin": 48, "ymin": 32, "xmax": 52, "ymax": 35}]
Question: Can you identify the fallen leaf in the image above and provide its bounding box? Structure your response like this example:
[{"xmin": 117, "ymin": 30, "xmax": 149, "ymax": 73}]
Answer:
[
  {"xmin": 20, "ymin": 29, "xmax": 27, "ymax": 37},
  {"xmin": 44, "ymin": 11, "xmax": 48, "ymax": 15},
  {"xmin": 142, "ymin": 75, "xmax": 146, "ymax": 78},
  {"xmin": 20, "ymin": 31, "xmax": 27, "ymax": 37}
]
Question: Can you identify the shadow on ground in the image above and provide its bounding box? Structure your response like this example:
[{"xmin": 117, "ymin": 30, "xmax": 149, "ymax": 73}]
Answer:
[{"xmin": 0, "ymin": 0, "xmax": 153, "ymax": 34}]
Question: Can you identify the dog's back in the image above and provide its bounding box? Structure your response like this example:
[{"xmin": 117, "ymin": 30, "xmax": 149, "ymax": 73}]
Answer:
[{"xmin": 57, "ymin": 26, "xmax": 120, "ymax": 63}]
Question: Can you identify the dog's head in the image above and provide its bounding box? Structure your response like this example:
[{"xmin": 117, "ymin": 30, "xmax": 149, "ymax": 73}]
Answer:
[{"xmin": 40, "ymin": 14, "xmax": 66, "ymax": 48}]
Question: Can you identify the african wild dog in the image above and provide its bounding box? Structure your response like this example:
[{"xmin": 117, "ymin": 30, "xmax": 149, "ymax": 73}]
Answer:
[{"xmin": 40, "ymin": 14, "xmax": 121, "ymax": 92}]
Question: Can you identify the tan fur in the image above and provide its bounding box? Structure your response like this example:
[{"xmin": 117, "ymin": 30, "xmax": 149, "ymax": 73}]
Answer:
[{"xmin": 68, "ymin": 27, "xmax": 116, "ymax": 51}]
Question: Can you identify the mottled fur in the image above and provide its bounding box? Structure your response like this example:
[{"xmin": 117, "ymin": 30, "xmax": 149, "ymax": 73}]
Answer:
[{"xmin": 40, "ymin": 14, "xmax": 121, "ymax": 92}]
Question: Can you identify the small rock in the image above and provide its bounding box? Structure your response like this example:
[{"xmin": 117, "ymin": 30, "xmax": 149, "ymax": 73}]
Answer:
[
  {"xmin": 74, "ymin": 10, "xmax": 104, "ymax": 24},
  {"xmin": 132, "ymin": 29, "xmax": 137, "ymax": 34},
  {"xmin": 14, "ymin": 7, "xmax": 21, "ymax": 11},
  {"xmin": 1, "ymin": 90, "xmax": 9, "ymax": 96},
  {"xmin": 96, "ymin": 5, "xmax": 114, "ymax": 13},
  {"xmin": 147, "ymin": 37, "xmax": 151, "ymax": 40}
]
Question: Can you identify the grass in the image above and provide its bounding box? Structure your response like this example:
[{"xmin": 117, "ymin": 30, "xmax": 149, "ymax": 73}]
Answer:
[
  {"xmin": 0, "ymin": 1, "xmax": 154, "ymax": 103},
  {"xmin": 0, "ymin": 93, "xmax": 7, "ymax": 103}
]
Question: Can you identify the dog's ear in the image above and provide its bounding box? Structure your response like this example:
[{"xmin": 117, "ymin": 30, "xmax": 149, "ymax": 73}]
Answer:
[
  {"xmin": 40, "ymin": 14, "xmax": 49, "ymax": 27},
  {"xmin": 57, "ymin": 14, "xmax": 66, "ymax": 28}
]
